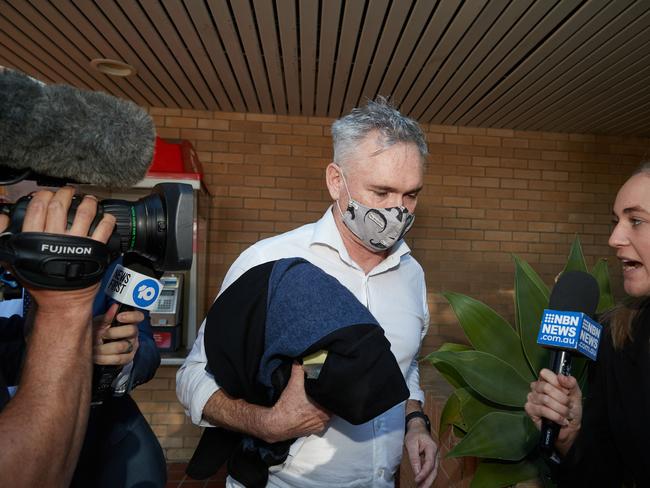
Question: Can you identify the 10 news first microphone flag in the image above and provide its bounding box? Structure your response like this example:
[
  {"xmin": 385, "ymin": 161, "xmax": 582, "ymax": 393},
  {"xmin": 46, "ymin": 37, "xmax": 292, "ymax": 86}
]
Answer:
[{"xmin": 104, "ymin": 264, "xmax": 162, "ymax": 311}]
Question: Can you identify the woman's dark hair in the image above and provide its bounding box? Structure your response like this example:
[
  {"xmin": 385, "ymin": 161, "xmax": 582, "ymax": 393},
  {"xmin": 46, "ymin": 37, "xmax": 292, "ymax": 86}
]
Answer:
[{"xmin": 600, "ymin": 298, "xmax": 647, "ymax": 350}]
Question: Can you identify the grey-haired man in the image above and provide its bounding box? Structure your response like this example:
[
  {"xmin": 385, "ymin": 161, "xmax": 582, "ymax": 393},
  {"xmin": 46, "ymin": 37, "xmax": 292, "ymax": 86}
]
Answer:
[{"xmin": 178, "ymin": 98, "xmax": 438, "ymax": 488}]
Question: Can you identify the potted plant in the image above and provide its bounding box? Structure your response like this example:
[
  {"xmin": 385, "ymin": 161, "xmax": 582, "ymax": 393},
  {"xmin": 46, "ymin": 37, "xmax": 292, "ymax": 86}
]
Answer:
[{"xmin": 424, "ymin": 237, "xmax": 614, "ymax": 487}]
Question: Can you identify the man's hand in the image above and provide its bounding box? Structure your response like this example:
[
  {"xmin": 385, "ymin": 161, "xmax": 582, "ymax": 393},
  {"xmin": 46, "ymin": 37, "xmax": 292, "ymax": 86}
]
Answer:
[
  {"xmin": 405, "ymin": 409, "xmax": 439, "ymax": 488},
  {"xmin": 525, "ymin": 368, "xmax": 582, "ymax": 456},
  {"xmin": 93, "ymin": 303, "xmax": 143, "ymax": 366},
  {"xmin": 260, "ymin": 363, "xmax": 331, "ymax": 443},
  {"xmin": 203, "ymin": 363, "xmax": 331, "ymax": 444},
  {"xmin": 20, "ymin": 187, "xmax": 116, "ymax": 313}
]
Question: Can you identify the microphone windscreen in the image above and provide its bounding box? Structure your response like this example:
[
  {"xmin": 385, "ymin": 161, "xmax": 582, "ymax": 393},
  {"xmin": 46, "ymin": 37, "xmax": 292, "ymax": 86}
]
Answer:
[
  {"xmin": 548, "ymin": 270, "xmax": 599, "ymax": 317},
  {"xmin": 0, "ymin": 69, "xmax": 155, "ymax": 188}
]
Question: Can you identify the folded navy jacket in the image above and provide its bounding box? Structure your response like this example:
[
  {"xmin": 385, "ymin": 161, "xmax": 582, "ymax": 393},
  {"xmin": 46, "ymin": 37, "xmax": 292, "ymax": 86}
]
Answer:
[{"xmin": 187, "ymin": 258, "xmax": 409, "ymax": 487}]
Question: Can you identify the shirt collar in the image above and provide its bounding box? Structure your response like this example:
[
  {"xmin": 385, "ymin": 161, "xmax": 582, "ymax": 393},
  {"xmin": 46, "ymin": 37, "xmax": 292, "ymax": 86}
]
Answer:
[{"xmin": 310, "ymin": 206, "xmax": 411, "ymax": 273}]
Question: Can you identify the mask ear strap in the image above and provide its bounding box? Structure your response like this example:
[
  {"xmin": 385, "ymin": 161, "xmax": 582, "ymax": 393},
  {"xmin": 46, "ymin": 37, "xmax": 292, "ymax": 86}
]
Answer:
[{"xmin": 333, "ymin": 164, "xmax": 353, "ymax": 208}]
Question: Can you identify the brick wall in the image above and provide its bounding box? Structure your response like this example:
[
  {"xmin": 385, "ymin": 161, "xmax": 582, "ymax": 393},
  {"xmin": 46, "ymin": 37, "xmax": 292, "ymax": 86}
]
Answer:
[{"xmin": 135, "ymin": 107, "xmax": 650, "ymax": 471}]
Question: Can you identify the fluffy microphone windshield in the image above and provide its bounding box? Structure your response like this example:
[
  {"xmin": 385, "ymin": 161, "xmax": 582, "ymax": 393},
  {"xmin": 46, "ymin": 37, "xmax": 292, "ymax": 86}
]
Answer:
[{"xmin": 0, "ymin": 69, "xmax": 155, "ymax": 188}]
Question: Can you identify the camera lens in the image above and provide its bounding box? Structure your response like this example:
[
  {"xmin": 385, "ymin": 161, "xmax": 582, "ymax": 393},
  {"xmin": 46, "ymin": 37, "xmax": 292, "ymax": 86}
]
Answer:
[
  {"xmin": 1, "ymin": 183, "xmax": 193, "ymax": 272},
  {"xmin": 98, "ymin": 194, "xmax": 166, "ymax": 264}
]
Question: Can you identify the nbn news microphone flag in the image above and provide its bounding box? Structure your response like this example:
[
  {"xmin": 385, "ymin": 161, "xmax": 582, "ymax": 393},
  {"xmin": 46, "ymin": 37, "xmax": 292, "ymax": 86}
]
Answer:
[{"xmin": 536, "ymin": 309, "xmax": 603, "ymax": 361}]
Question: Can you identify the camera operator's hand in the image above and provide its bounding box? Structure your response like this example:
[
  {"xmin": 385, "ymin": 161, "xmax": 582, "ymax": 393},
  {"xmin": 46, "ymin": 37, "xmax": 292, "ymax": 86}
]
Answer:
[
  {"xmin": 20, "ymin": 187, "xmax": 116, "ymax": 312},
  {"xmin": 93, "ymin": 303, "xmax": 142, "ymax": 366}
]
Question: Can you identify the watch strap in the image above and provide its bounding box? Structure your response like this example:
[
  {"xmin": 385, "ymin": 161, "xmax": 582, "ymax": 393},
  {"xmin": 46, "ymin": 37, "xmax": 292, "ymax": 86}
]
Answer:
[{"xmin": 405, "ymin": 410, "xmax": 431, "ymax": 433}]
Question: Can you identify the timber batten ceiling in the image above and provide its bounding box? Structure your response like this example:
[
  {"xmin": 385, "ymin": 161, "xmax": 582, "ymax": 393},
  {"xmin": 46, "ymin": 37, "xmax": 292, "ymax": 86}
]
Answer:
[{"xmin": 1, "ymin": 0, "xmax": 650, "ymax": 137}]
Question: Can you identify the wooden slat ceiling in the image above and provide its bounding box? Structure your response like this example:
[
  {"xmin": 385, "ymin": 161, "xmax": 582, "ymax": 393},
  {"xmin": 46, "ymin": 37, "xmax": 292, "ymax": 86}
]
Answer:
[{"xmin": 2, "ymin": 0, "xmax": 650, "ymax": 137}]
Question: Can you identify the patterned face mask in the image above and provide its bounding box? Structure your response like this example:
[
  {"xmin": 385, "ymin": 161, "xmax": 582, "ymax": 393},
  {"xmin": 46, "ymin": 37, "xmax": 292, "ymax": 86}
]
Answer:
[{"xmin": 335, "ymin": 170, "xmax": 415, "ymax": 252}]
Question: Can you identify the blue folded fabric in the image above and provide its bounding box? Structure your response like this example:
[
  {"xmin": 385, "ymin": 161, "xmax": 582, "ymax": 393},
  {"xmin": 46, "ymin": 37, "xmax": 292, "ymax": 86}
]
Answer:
[{"xmin": 259, "ymin": 257, "xmax": 379, "ymax": 391}]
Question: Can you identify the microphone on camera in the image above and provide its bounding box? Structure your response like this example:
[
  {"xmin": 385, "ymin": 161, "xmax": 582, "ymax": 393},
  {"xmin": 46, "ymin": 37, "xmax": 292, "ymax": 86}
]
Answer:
[
  {"xmin": 0, "ymin": 69, "xmax": 155, "ymax": 188},
  {"xmin": 91, "ymin": 253, "xmax": 162, "ymax": 406},
  {"xmin": 535, "ymin": 270, "xmax": 602, "ymax": 455}
]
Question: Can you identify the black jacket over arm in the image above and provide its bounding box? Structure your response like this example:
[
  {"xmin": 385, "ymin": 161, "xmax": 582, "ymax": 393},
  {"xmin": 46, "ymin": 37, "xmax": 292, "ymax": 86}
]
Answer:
[
  {"xmin": 557, "ymin": 306, "xmax": 650, "ymax": 487},
  {"xmin": 187, "ymin": 258, "xmax": 409, "ymax": 487}
]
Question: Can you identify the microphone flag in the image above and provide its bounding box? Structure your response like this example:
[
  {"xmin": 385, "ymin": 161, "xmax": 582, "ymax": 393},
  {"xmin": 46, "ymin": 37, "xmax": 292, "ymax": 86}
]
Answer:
[{"xmin": 536, "ymin": 309, "xmax": 602, "ymax": 361}]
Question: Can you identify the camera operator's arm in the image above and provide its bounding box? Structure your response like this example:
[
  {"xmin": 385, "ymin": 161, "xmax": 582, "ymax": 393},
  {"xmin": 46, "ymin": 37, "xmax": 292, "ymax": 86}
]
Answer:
[{"xmin": 0, "ymin": 187, "xmax": 115, "ymax": 488}]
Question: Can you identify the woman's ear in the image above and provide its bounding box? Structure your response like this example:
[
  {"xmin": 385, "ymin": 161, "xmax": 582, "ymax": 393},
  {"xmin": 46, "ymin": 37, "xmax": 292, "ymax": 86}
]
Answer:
[{"xmin": 325, "ymin": 163, "xmax": 343, "ymax": 201}]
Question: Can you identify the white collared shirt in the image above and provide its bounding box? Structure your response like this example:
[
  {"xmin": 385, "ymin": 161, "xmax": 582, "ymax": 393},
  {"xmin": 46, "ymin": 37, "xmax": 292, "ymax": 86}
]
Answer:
[{"xmin": 177, "ymin": 207, "xmax": 429, "ymax": 487}]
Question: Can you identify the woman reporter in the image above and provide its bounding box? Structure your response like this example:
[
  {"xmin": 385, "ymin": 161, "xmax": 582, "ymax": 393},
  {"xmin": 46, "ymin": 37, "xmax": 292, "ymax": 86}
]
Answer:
[{"xmin": 525, "ymin": 163, "xmax": 650, "ymax": 486}]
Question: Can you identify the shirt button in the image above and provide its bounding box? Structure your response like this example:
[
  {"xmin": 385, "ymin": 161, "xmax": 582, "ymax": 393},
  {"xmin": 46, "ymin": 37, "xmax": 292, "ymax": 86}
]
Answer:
[{"xmin": 377, "ymin": 468, "xmax": 384, "ymax": 478}]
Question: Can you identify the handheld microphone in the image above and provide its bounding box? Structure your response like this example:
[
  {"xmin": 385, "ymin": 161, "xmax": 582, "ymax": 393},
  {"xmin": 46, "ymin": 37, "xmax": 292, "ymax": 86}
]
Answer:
[
  {"xmin": 91, "ymin": 254, "xmax": 163, "ymax": 406},
  {"xmin": 535, "ymin": 270, "xmax": 602, "ymax": 455},
  {"xmin": 0, "ymin": 69, "xmax": 154, "ymax": 188}
]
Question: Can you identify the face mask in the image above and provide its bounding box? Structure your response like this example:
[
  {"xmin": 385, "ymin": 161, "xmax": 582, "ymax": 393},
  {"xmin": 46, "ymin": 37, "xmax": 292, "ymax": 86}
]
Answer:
[{"xmin": 336, "ymin": 170, "xmax": 415, "ymax": 252}]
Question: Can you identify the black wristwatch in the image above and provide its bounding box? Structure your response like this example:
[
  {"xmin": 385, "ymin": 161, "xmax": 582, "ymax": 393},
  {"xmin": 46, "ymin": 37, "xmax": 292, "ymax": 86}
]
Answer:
[{"xmin": 405, "ymin": 411, "xmax": 431, "ymax": 433}]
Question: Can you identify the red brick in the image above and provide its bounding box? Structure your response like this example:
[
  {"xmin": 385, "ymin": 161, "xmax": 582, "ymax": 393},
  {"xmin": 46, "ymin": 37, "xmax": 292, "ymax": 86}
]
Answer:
[
  {"xmin": 292, "ymin": 124, "xmax": 322, "ymax": 136},
  {"xmin": 445, "ymin": 134, "xmax": 473, "ymax": 145},
  {"xmin": 180, "ymin": 128, "xmax": 213, "ymax": 140},
  {"xmin": 156, "ymin": 127, "xmax": 180, "ymax": 138},
  {"xmin": 442, "ymin": 175, "xmax": 471, "ymax": 186},
  {"xmin": 213, "ymin": 130, "xmax": 245, "ymax": 142},
  {"xmin": 473, "ymin": 135, "xmax": 501, "ymax": 146},
  {"xmin": 213, "ymin": 111, "xmax": 246, "ymax": 120},
  {"xmin": 245, "ymin": 132, "xmax": 276, "ymax": 144},
  {"xmin": 542, "ymin": 170, "xmax": 569, "ymax": 181},
  {"xmin": 247, "ymin": 113, "xmax": 277, "ymax": 122},
  {"xmin": 262, "ymin": 123, "xmax": 292, "ymax": 134},
  {"xmin": 165, "ymin": 116, "xmax": 196, "ymax": 128},
  {"xmin": 261, "ymin": 144, "xmax": 291, "ymax": 155},
  {"xmin": 197, "ymin": 119, "xmax": 229, "ymax": 130}
]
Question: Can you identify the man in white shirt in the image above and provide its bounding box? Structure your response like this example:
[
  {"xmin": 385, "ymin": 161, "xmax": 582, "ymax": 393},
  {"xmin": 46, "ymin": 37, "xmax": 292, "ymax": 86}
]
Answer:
[{"xmin": 177, "ymin": 98, "xmax": 438, "ymax": 488}]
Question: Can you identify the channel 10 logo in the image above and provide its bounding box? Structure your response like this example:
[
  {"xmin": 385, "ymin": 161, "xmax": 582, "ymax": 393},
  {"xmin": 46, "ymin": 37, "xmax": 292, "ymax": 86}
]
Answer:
[{"xmin": 132, "ymin": 278, "xmax": 161, "ymax": 309}]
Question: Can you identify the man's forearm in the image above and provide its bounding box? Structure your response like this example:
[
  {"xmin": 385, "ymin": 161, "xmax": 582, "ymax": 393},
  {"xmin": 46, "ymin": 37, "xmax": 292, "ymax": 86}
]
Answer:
[
  {"xmin": 406, "ymin": 399, "xmax": 423, "ymax": 415},
  {"xmin": 202, "ymin": 389, "xmax": 275, "ymax": 442},
  {"xmin": 405, "ymin": 399, "xmax": 429, "ymax": 432},
  {"xmin": 0, "ymin": 307, "xmax": 93, "ymax": 487},
  {"xmin": 200, "ymin": 363, "xmax": 330, "ymax": 444}
]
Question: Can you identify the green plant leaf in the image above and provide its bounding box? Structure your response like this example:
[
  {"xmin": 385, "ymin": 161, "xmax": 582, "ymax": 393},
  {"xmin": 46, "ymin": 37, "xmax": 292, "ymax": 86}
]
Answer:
[
  {"xmin": 439, "ymin": 390, "xmax": 465, "ymax": 435},
  {"xmin": 440, "ymin": 387, "xmax": 506, "ymax": 435},
  {"xmin": 514, "ymin": 255, "xmax": 551, "ymax": 376},
  {"xmin": 425, "ymin": 350, "xmax": 530, "ymax": 407},
  {"xmin": 444, "ymin": 292, "xmax": 533, "ymax": 380},
  {"xmin": 456, "ymin": 387, "xmax": 514, "ymax": 429},
  {"xmin": 426, "ymin": 344, "xmax": 472, "ymax": 390},
  {"xmin": 429, "ymin": 358, "xmax": 468, "ymax": 390},
  {"xmin": 419, "ymin": 342, "xmax": 471, "ymax": 363},
  {"xmin": 452, "ymin": 425, "xmax": 467, "ymax": 438},
  {"xmin": 592, "ymin": 258, "xmax": 615, "ymax": 314},
  {"xmin": 562, "ymin": 235, "xmax": 588, "ymax": 273},
  {"xmin": 447, "ymin": 412, "xmax": 537, "ymax": 461},
  {"xmin": 470, "ymin": 459, "xmax": 540, "ymax": 488},
  {"xmin": 437, "ymin": 342, "xmax": 473, "ymax": 352}
]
